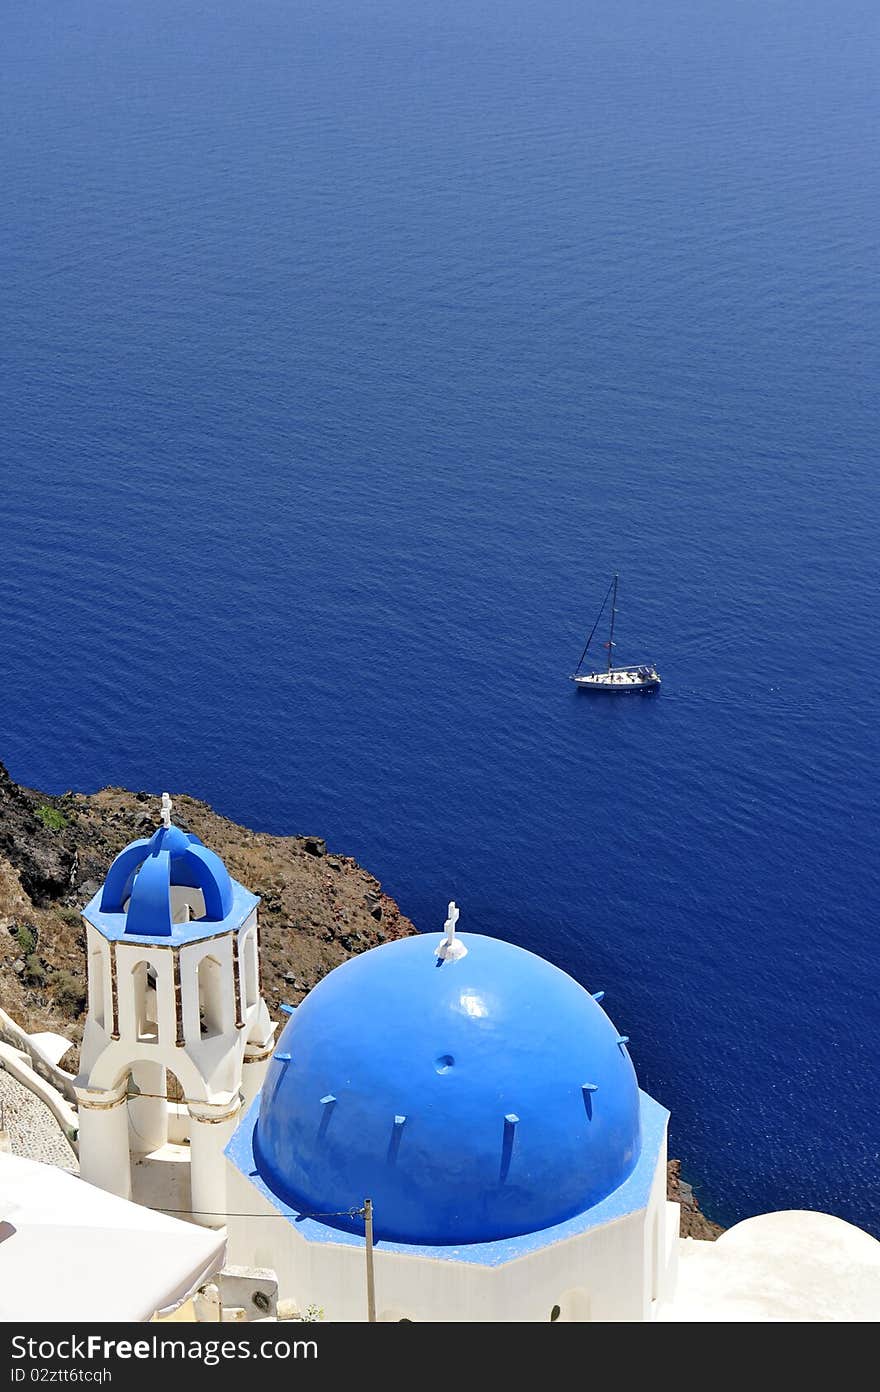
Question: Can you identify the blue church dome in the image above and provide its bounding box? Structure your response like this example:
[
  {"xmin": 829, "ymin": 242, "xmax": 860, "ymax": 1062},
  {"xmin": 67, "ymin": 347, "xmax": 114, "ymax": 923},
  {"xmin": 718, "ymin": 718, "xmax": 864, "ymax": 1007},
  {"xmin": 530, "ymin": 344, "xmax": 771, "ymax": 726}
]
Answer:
[
  {"xmin": 98, "ymin": 816, "xmax": 234, "ymax": 938},
  {"xmin": 254, "ymin": 927, "xmax": 641, "ymax": 1245}
]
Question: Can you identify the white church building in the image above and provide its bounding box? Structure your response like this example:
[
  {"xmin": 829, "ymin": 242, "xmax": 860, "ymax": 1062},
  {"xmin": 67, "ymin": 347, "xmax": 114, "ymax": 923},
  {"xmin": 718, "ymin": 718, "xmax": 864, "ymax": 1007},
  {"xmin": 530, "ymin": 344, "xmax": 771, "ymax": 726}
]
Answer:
[
  {"xmin": 75, "ymin": 795, "xmax": 275, "ymax": 1226},
  {"xmin": 71, "ymin": 798, "xmax": 880, "ymax": 1322}
]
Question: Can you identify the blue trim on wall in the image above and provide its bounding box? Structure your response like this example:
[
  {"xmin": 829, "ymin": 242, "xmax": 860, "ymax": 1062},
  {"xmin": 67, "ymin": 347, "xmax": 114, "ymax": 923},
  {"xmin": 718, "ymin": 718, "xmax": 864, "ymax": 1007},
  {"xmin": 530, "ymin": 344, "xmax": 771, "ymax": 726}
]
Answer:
[
  {"xmin": 225, "ymin": 1089, "xmax": 668, "ymax": 1269},
  {"xmin": 82, "ymin": 880, "xmax": 259, "ymax": 945}
]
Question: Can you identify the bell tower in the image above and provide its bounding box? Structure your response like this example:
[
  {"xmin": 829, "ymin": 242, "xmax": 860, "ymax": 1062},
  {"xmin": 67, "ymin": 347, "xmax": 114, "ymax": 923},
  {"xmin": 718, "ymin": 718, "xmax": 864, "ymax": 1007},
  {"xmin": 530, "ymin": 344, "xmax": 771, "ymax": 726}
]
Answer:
[{"xmin": 74, "ymin": 794, "xmax": 275, "ymax": 1227}]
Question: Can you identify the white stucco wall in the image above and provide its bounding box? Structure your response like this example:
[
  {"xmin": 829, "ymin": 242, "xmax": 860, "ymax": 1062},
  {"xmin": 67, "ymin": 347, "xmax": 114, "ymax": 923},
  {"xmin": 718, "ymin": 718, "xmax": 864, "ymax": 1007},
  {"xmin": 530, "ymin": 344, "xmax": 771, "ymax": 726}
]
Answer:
[
  {"xmin": 77, "ymin": 910, "xmax": 274, "ymax": 1226},
  {"xmin": 224, "ymin": 1134, "xmax": 677, "ymax": 1323},
  {"xmin": 659, "ymin": 1209, "xmax": 880, "ymax": 1322}
]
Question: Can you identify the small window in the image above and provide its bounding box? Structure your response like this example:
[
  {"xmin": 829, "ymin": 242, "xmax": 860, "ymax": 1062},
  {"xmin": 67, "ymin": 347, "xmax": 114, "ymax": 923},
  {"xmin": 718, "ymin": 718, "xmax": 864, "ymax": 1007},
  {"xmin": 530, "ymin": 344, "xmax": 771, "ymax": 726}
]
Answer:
[
  {"xmin": 242, "ymin": 930, "xmax": 259, "ymax": 1009},
  {"xmin": 131, "ymin": 961, "xmax": 159, "ymax": 1042},
  {"xmin": 197, "ymin": 955, "xmax": 226, "ymax": 1038},
  {"xmin": 89, "ymin": 947, "xmax": 105, "ymax": 1028}
]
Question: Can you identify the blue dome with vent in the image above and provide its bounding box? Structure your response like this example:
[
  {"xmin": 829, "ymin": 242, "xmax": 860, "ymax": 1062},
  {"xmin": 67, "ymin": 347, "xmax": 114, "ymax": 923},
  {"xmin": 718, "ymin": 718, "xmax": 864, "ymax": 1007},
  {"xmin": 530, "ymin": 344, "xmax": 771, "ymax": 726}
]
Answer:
[
  {"xmin": 82, "ymin": 803, "xmax": 258, "ymax": 945},
  {"xmin": 253, "ymin": 930, "xmax": 641, "ymax": 1245}
]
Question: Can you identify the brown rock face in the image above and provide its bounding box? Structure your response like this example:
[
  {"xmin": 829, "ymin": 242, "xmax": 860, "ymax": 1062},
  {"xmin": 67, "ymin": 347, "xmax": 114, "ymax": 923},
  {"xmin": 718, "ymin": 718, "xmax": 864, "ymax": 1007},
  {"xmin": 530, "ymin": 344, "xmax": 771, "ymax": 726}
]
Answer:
[
  {"xmin": 0, "ymin": 763, "xmax": 77, "ymax": 903},
  {"xmin": 0, "ymin": 764, "xmax": 416, "ymax": 1070},
  {"xmin": 666, "ymin": 1159, "xmax": 724, "ymax": 1240}
]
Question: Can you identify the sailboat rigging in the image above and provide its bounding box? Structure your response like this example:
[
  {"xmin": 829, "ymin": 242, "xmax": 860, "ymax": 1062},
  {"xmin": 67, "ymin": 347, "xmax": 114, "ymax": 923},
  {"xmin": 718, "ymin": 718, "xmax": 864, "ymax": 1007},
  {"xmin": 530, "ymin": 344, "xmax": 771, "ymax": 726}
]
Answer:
[{"xmin": 570, "ymin": 575, "xmax": 660, "ymax": 692}]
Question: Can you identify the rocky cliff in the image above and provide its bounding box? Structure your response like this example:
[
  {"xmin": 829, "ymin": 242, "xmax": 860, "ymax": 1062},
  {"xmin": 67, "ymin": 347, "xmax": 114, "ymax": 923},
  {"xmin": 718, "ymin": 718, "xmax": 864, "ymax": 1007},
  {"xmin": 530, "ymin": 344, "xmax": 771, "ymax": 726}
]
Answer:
[
  {"xmin": 0, "ymin": 763, "xmax": 415, "ymax": 1063},
  {"xmin": 0, "ymin": 761, "xmax": 721, "ymax": 1239}
]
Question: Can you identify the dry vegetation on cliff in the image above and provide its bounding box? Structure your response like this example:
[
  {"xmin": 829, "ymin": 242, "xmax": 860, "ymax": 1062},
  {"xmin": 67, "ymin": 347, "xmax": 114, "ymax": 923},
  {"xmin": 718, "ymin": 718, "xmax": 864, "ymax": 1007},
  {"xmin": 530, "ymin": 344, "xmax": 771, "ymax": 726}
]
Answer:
[{"xmin": 0, "ymin": 763, "xmax": 415, "ymax": 1068}]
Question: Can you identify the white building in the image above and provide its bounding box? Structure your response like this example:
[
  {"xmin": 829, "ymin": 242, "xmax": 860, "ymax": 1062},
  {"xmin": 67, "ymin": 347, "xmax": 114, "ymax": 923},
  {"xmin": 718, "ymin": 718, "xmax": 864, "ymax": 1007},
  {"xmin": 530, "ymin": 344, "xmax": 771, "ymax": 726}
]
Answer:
[
  {"xmin": 73, "ymin": 806, "xmax": 880, "ymax": 1321},
  {"xmin": 0, "ymin": 1151, "xmax": 225, "ymax": 1322},
  {"xmin": 75, "ymin": 795, "xmax": 275, "ymax": 1227},
  {"xmin": 224, "ymin": 904, "xmax": 679, "ymax": 1321}
]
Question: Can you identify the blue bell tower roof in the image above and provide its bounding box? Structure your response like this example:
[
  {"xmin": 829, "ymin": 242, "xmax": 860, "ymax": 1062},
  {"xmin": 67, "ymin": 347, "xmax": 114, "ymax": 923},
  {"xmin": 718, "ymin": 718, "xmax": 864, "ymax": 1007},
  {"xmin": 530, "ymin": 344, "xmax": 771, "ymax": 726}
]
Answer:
[
  {"xmin": 252, "ymin": 925, "xmax": 642, "ymax": 1245},
  {"xmin": 82, "ymin": 797, "xmax": 258, "ymax": 945}
]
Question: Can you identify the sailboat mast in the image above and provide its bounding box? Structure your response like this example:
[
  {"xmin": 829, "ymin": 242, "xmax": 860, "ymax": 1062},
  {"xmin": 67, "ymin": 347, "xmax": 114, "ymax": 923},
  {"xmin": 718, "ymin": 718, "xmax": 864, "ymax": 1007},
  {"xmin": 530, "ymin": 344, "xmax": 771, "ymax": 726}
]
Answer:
[{"xmin": 607, "ymin": 573, "xmax": 618, "ymax": 673}]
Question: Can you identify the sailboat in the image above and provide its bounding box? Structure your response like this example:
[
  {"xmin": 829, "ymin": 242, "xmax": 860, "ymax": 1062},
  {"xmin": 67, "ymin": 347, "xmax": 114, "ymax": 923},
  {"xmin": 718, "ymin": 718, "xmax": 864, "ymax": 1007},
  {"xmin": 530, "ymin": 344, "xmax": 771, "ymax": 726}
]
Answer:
[{"xmin": 570, "ymin": 574, "xmax": 660, "ymax": 692}]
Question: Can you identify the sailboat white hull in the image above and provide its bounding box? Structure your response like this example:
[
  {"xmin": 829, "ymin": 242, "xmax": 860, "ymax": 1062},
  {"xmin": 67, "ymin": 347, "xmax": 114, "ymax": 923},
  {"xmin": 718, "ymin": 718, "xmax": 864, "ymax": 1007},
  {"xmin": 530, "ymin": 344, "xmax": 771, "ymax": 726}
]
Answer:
[
  {"xmin": 570, "ymin": 577, "xmax": 660, "ymax": 691},
  {"xmin": 570, "ymin": 667, "xmax": 660, "ymax": 692}
]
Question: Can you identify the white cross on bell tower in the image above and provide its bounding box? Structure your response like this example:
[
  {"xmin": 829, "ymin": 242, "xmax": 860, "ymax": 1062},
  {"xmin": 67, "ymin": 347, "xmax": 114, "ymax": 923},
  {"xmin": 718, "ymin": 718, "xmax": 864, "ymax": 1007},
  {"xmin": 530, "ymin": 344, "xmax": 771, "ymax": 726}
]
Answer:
[
  {"xmin": 435, "ymin": 900, "xmax": 468, "ymax": 962},
  {"xmin": 161, "ymin": 792, "xmax": 173, "ymax": 829}
]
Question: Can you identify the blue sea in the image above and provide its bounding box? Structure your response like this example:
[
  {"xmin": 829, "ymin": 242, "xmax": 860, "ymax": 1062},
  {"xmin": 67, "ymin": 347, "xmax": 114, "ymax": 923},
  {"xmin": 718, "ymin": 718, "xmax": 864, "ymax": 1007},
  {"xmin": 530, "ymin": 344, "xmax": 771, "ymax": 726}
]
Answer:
[{"xmin": 2, "ymin": 0, "xmax": 879, "ymax": 1234}]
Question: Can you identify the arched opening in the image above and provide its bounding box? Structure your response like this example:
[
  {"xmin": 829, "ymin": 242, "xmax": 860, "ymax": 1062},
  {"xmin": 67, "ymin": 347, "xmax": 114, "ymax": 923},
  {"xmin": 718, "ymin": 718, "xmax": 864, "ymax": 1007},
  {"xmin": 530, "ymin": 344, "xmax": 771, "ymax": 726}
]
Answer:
[
  {"xmin": 242, "ymin": 929, "xmax": 258, "ymax": 1010},
  {"xmin": 197, "ymin": 955, "xmax": 225, "ymax": 1038},
  {"xmin": 131, "ymin": 960, "xmax": 159, "ymax": 1043},
  {"xmin": 127, "ymin": 1066, "xmax": 193, "ymax": 1216},
  {"xmin": 79, "ymin": 1044, "xmax": 212, "ymax": 1215},
  {"xmin": 89, "ymin": 946, "xmax": 106, "ymax": 1029},
  {"xmin": 171, "ymin": 886, "xmax": 206, "ymax": 924}
]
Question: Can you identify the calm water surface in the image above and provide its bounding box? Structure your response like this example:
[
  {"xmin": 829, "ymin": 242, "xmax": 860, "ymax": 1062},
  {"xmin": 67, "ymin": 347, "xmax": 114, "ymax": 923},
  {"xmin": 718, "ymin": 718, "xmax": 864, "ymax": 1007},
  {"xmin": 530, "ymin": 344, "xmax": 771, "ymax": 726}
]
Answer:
[{"xmin": 2, "ymin": 0, "xmax": 879, "ymax": 1231}]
